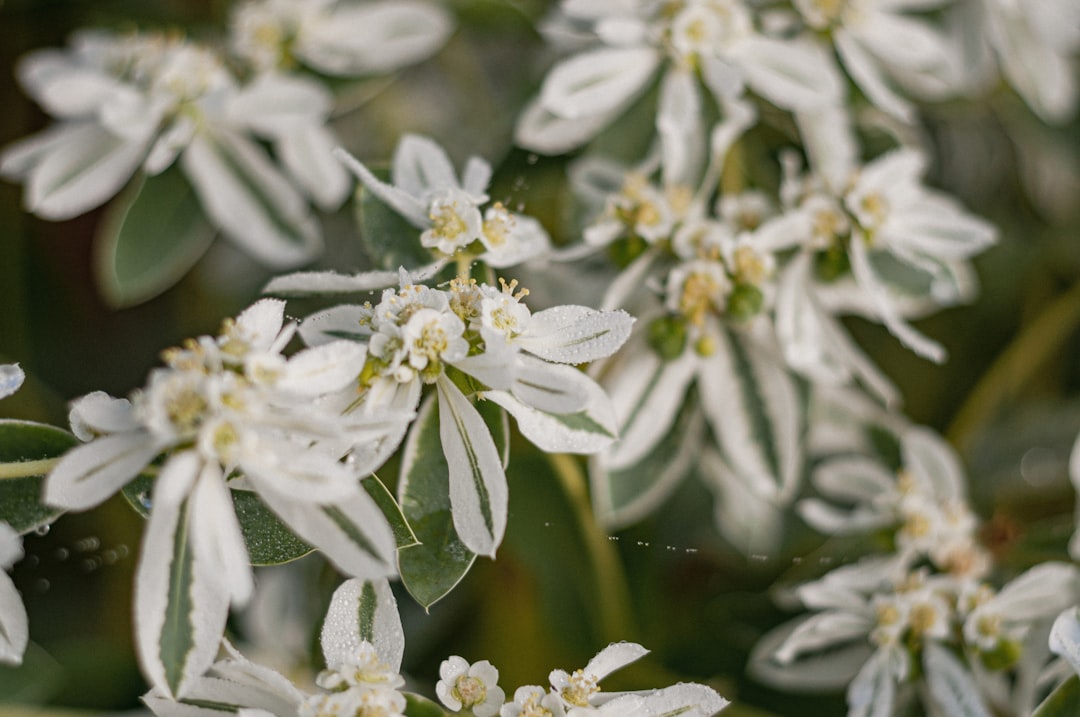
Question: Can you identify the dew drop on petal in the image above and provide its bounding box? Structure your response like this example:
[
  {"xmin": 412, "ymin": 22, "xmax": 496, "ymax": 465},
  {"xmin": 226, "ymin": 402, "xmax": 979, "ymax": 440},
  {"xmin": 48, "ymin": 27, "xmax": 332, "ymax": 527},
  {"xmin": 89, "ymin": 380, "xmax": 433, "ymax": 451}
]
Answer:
[{"xmin": 34, "ymin": 524, "xmax": 51, "ymax": 536}]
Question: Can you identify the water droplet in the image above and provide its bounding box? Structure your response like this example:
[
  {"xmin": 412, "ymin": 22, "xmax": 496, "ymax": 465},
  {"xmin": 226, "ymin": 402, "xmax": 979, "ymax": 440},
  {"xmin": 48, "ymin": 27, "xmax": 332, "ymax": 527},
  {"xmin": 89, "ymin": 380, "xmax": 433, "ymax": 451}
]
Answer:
[
  {"xmin": 75, "ymin": 536, "xmax": 100, "ymax": 552},
  {"xmin": 117, "ymin": 544, "xmax": 130, "ymax": 558},
  {"xmin": 792, "ymin": 556, "xmax": 803, "ymax": 564},
  {"xmin": 80, "ymin": 556, "xmax": 102, "ymax": 573},
  {"xmin": 35, "ymin": 578, "xmax": 50, "ymax": 593},
  {"xmin": 751, "ymin": 554, "xmax": 767, "ymax": 562},
  {"xmin": 25, "ymin": 555, "xmax": 39, "ymax": 568},
  {"xmin": 544, "ymin": 521, "xmax": 552, "ymax": 527},
  {"xmin": 607, "ymin": 536, "xmax": 620, "ymax": 541},
  {"xmin": 526, "ymin": 154, "xmax": 538, "ymax": 165},
  {"xmin": 137, "ymin": 491, "xmax": 153, "ymax": 510},
  {"xmin": 34, "ymin": 524, "xmax": 51, "ymax": 536},
  {"xmin": 685, "ymin": 548, "xmax": 698, "ymax": 554},
  {"xmin": 54, "ymin": 548, "xmax": 69, "ymax": 561},
  {"xmin": 819, "ymin": 556, "xmax": 833, "ymax": 565},
  {"xmin": 103, "ymin": 549, "xmax": 118, "ymax": 565}
]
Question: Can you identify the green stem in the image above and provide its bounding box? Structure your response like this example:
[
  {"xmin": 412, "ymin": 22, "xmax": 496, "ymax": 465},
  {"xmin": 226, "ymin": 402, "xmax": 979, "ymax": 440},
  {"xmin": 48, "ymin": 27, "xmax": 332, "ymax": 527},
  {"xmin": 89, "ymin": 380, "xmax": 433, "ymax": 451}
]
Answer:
[
  {"xmin": 547, "ymin": 452, "xmax": 636, "ymax": 644},
  {"xmin": 0, "ymin": 458, "xmax": 58, "ymax": 480},
  {"xmin": 947, "ymin": 280, "xmax": 1080, "ymax": 452}
]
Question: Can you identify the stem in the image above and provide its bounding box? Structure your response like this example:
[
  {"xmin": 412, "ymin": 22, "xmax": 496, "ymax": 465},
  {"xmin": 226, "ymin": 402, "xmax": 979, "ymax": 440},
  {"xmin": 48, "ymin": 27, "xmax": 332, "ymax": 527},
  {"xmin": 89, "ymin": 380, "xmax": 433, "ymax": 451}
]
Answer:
[
  {"xmin": 0, "ymin": 458, "xmax": 58, "ymax": 480},
  {"xmin": 547, "ymin": 452, "xmax": 636, "ymax": 643},
  {"xmin": 947, "ymin": 280, "xmax": 1080, "ymax": 452}
]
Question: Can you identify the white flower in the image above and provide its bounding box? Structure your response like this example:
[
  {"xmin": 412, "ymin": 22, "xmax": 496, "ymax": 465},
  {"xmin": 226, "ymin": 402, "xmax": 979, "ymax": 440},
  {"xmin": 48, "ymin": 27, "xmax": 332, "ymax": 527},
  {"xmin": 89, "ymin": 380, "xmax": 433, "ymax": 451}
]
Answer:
[
  {"xmin": 0, "ymin": 523, "xmax": 28, "ymax": 666},
  {"xmin": 964, "ymin": 563, "xmax": 1080, "ymax": 654},
  {"xmin": 549, "ymin": 642, "xmax": 649, "ymax": 710},
  {"xmin": 44, "ymin": 299, "xmax": 398, "ymax": 698},
  {"xmin": 230, "ymin": 0, "xmax": 452, "ymax": 77},
  {"xmin": 516, "ymin": 0, "xmax": 842, "ymax": 156},
  {"xmin": 0, "ymin": 364, "xmax": 24, "ymax": 400},
  {"xmin": 436, "ymin": 656, "xmax": 505, "ymax": 717},
  {"xmin": 795, "ymin": 0, "xmax": 957, "ymax": 122},
  {"xmin": 0, "ymin": 29, "xmax": 339, "ymax": 266},
  {"xmin": 501, "ymin": 686, "xmax": 566, "ymax": 717}
]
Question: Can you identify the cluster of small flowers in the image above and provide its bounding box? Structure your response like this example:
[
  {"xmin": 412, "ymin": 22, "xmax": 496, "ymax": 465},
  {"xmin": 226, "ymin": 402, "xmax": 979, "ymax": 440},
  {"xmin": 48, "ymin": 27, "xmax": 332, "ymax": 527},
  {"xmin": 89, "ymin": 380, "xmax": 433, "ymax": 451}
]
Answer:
[
  {"xmin": 755, "ymin": 425, "xmax": 1080, "ymax": 716},
  {"xmin": 145, "ymin": 577, "xmax": 729, "ymax": 717},
  {"xmin": 0, "ymin": 0, "xmax": 451, "ymax": 269}
]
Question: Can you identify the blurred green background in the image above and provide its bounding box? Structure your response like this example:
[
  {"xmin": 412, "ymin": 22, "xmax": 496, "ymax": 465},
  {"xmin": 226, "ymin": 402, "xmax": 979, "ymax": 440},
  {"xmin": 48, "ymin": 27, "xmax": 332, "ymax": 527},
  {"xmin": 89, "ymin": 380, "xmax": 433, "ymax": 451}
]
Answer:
[{"xmin": 0, "ymin": 1, "xmax": 1078, "ymax": 715}]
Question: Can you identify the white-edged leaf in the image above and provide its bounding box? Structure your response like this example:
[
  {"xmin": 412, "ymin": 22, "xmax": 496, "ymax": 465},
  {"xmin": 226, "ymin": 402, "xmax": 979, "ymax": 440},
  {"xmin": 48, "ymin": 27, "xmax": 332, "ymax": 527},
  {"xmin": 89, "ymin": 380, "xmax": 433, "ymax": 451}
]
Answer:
[
  {"xmin": 256, "ymin": 485, "xmax": 396, "ymax": 580},
  {"xmin": 922, "ymin": 642, "xmax": 992, "ymax": 717},
  {"xmin": 298, "ymin": 305, "xmax": 374, "ymax": 346},
  {"xmin": 278, "ymin": 341, "xmax": 366, "ymax": 395},
  {"xmin": 518, "ymin": 306, "xmax": 634, "ymax": 365},
  {"xmin": 181, "ymin": 131, "xmax": 320, "ymax": 269},
  {"xmin": 698, "ymin": 327, "xmax": 804, "ymax": 503},
  {"xmin": 514, "ymin": 98, "xmax": 617, "ymax": 154},
  {"xmin": 334, "ymin": 147, "xmax": 428, "ymax": 227},
  {"xmin": 189, "ymin": 465, "xmax": 253, "ymax": 607},
  {"xmin": 633, "ymin": 683, "xmax": 730, "ymax": 717},
  {"xmin": 396, "ymin": 395, "xmax": 476, "ymax": 609},
  {"xmin": 391, "ymin": 134, "xmax": 462, "ymax": 199},
  {"xmin": 0, "ymin": 571, "xmax": 27, "ymax": 666},
  {"xmin": 749, "ymin": 615, "xmax": 872, "ymax": 692},
  {"xmin": 264, "ymin": 268, "xmax": 403, "ymax": 297},
  {"xmin": 321, "ymin": 577, "xmax": 404, "ymax": 672},
  {"xmin": 847, "ymin": 649, "xmax": 896, "ymax": 717},
  {"xmin": 44, "ymin": 431, "xmax": 159, "ymax": 510},
  {"xmin": 0, "ymin": 365, "xmax": 25, "ymax": 400},
  {"xmin": 436, "ymin": 376, "xmax": 507, "ymax": 558},
  {"xmin": 135, "ymin": 453, "xmax": 228, "ymax": 699},
  {"xmin": 583, "ymin": 642, "xmax": 649, "ymax": 680}
]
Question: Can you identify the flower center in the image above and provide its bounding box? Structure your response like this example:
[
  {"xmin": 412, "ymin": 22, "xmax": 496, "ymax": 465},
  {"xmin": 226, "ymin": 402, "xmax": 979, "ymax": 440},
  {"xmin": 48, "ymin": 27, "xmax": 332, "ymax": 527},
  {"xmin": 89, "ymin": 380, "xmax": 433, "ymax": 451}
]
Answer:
[
  {"xmin": 453, "ymin": 675, "xmax": 487, "ymax": 708},
  {"xmin": 561, "ymin": 669, "xmax": 599, "ymax": 707}
]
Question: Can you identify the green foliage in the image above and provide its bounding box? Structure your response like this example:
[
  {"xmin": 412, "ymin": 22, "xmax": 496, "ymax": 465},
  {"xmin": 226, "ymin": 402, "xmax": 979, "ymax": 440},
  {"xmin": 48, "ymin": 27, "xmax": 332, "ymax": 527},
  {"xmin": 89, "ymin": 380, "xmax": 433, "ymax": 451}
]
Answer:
[
  {"xmin": 1035, "ymin": 676, "xmax": 1080, "ymax": 717},
  {"xmin": 0, "ymin": 420, "xmax": 77, "ymax": 533},
  {"xmin": 354, "ymin": 173, "xmax": 430, "ymax": 271},
  {"xmin": 95, "ymin": 167, "xmax": 216, "ymax": 307}
]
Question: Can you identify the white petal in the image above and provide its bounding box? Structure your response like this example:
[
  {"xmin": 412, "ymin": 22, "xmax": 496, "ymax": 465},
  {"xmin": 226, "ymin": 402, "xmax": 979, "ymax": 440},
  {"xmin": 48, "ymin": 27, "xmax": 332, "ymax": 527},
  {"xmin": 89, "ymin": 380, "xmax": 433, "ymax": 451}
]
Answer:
[
  {"xmin": 847, "ymin": 650, "xmax": 896, "ymax": 717},
  {"xmin": 189, "ymin": 464, "xmax": 253, "ymax": 606},
  {"xmin": 849, "ymin": 235, "xmax": 946, "ymax": 362},
  {"xmin": 583, "ymin": 642, "xmax": 649, "ymax": 680},
  {"xmin": 1050, "ymin": 608, "xmax": 1080, "ymax": 675},
  {"xmin": 983, "ymin": 563, "xmax": 1080, "ymax": 621},
  {"xmin": 539, "ymin": 46, "xmax": 660, "ymax": 120},
  {"xmin": 298, "ymin": 305, "xmax": 373, "ymax": 347},
  {"xmin": 321, "ymin": 577, "xmax": 404, "ymax": 672},
  {"xmin": 436, "ymin": 376, "xmax": 508, "ymax": 558},
  {"xmin": 750, "ymin": 618, "xmax": 872, "ymax": 692},
  {"xmin": 279, "ymin": 341, "xmax": 366, "ymax": 395},
  {"xmin": 393, "ymin": 134, "xmax": 464, "ymax": 198},
  {"xmin": 16, "ymin": 49, "xmax": 122, "ymax": 117},
  {"xmin": 298, "ymin": 0, "xmax": 452, "ymax": 75},
  {"xmin": 773, "ymin": 610, "xmax": 873, "ymax": 664},
  {"xmin": 514, "ymin": 98, "xmax": 617, "ymax": 154},
  {"xmin": 181, "ymin": 132, "xmax": 321, "ymax": 269},
  {"xmin": 1071, "ymin": 432, "xmax": 1080, "ymax": 561},
  {"xmin": 235, "ymin": 299, "xmax": 287, "ymax": 351},
  {"xmin": 0, "ymin": 365, "xmax": 25, "ymax": 400},
  {"xmin": 518, "ymin": 306, "xmax": 634, "ymax": 364},
  {"xmin": 44, "ymin": 432, "xmax": 159, "ymax": 510},
  {"xmin": 482, "ymin": 213, "xmax": 552, "ymax": 268},
  {"xmin": 922, "ymin": 642, "xmax": 991, "ymax": 717},
  {"xmin": 901, "ymin": 426, "xmax": 965, "ymax": 501},
  {"xmin": 461, "ymin": 156, "xmax": 492, "ymax": 198},
  {"xmin": 657, "ymin": 67, "xmax": 704, "ymax": 188},
  {"xmin": 0, "ymin": 524, "xmax": 22, "ymax": 570},
  {"xmin": 23, "ymin": 122, "xmax": 146, "ymax": 221},
  {"xmin": 732, "ymin": 36, "xmax": 843, "ymax": 111},
  {"xmin": 257, "ymin": 486, "xmax": 396, "ymax": 579},
  {"xmin": 334, "ymin": 147, "xmax": 429, "ymax": 227},
  {"xmin": 812, "ymin": 455, "xmax": 896, "ymax": 503},
  {"xmin": 0, "ymin": 572, "xmax": 27, "ymax": 666},
  {"xmin": 510, "ymin": 356, "xmax": 590, "ymax": 415},
  {"xmin": 226, "ymin": 73, "xmax": 332, "ymax": 137},
  {"xmin": 243, "ymin": 448, "xmax": 357, "ymax": 505},
  {"xmin": 264, "ymin": 268, "xmax": 409, "ymax": 297},
  {"xmin": 276, "ymin": 124, "xmax": 351, "ymax": 211},
  {"xmin": 834, "ymin": 30, "xmax": 915, "ymax": 123}
]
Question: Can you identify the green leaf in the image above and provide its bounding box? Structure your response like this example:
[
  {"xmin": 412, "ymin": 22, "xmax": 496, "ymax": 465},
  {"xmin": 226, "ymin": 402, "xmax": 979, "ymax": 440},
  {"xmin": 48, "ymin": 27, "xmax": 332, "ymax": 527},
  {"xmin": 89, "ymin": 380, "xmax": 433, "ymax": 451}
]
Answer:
[
  {"xmin": 363, "ymin": 474, "xmax": 420, "ymax": 549},
  {"xmin": 95, "ymin": 166, "xmax": 216, "ymax": 307},
  {"xmin": 1035, "ymin": 676, "xmax": 1080, "ymax": 717},
  {"xmin": 232, "ymin": 489, "xmax": 313, "ymax": 565},
  {"xmin": 475, "ymin": 399, "xmax": 509, "ymax": 470},
  {"xmin": 397, "ymin": 396, "xmax": 476, "ymax": 609},
  {"xmin": 0, "ymin": 420, "xmax": 78, "ymax": 533},
  {"xmin": 354, "ymin": 168, "xmax": 429, "ymax": 271},
  {"xmin": 404, "ymin": 693, "xmax": 449, "ymax": 717},
  {"xmin": 122, "ymin": 478, "xmax": 313, "ymax": 565}
]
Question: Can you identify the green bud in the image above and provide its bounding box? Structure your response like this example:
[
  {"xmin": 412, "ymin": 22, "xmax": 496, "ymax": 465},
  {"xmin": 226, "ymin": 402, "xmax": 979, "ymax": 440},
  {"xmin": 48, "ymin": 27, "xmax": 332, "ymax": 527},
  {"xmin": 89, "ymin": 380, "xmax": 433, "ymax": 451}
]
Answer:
[
  {"xmin": 646, "ymin": 315, "xmax": 687, "ymax": 360},
  {"xmin": 813, "ymin": 245, "xmax": 851, "ymax": 282},
  {"xmin": 608, "ymin": 234, "xmax": 649, "ymax": 269},
  {"xmin": 980, "ymin": 639, "xmax": 1022, "ymax": 671},
  {"xmin": 727, "ymin": 283, "xmax": 763, "ymax": 321}
]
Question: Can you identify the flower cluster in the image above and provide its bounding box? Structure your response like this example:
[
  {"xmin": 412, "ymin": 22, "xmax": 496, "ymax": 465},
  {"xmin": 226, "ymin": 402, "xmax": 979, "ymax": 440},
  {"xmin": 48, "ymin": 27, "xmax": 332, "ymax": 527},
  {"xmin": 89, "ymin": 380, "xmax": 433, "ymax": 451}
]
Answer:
[
  {"xmin": 754, "ymin": 425, "xmax": 1080, "ymax": 716},
  {"xmin": 298, "ymin": 269, "xmax": 633, "ymax": 556},
  {"xmin": 44, "ymin": 299, "xmax": 400, "ymax": 697}
]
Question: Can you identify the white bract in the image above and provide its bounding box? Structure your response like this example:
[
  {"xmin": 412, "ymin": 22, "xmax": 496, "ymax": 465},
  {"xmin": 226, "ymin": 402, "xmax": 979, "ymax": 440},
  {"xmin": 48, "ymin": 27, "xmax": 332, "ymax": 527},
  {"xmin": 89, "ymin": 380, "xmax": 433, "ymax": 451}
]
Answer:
[
  {"xmin": 230, "ymin": 0, "xmax": 451, "ymax": 77},
  {"xmin": 794, "ymin": 0, "xmax": 957, "ymax": 122},
  {"xmin": 44, "ymin": 299, "xmax": 399, "ymax": 698},
  {"xmin": 0, "ymin": 523, "xmax": 28, "ymax": 666},
  {"xmin": 299, "ymin": 271, "xmax": 632, "ymax": 557},
  {"xmin": 516, "ymin": 0, "xmax": 842, "ymax": 157},
  {"xmin": 437, "ymin": 656, "xmax": 505, "ymax": 717},
  {"xmin": 0, "ymin": 364, "xmax": 24, "ymax": 400},
  {"xmin": 266, "ymin": 135, "xmax": 553, "ymax": 297}
]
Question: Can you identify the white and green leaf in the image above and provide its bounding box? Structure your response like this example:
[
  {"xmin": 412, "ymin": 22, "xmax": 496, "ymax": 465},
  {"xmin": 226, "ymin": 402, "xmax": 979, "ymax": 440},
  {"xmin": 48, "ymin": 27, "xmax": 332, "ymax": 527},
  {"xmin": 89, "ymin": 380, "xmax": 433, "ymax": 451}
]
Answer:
[
  {"xmin": 0, "ymin": 420, "xmax": 77, "ymax": 532},
  {"xmin": 321, "ymin": 577, "xmax": 404, "ymax": 672}
]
